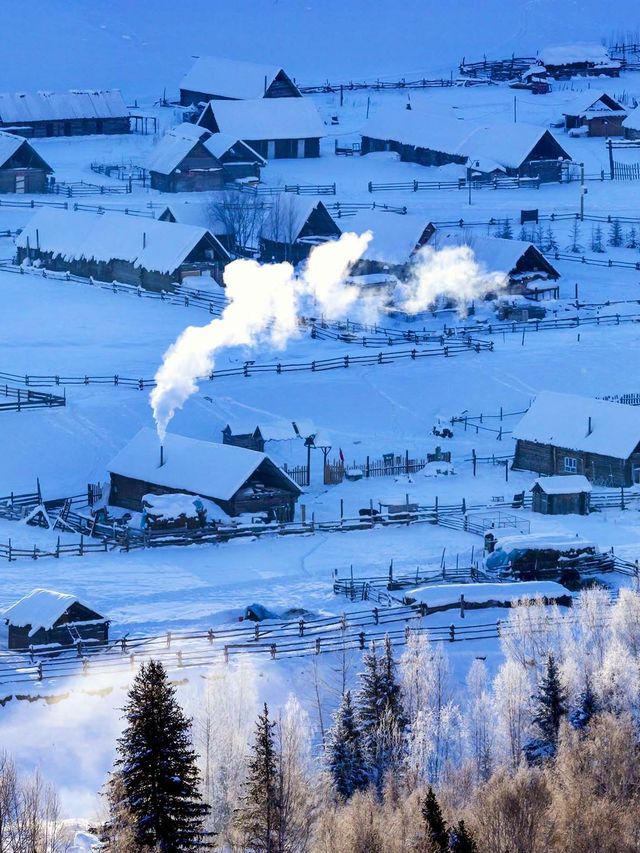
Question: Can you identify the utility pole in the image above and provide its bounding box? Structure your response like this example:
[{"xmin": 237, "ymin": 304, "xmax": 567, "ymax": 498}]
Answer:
[{"xmin": 514, "ymin": 95, "xmax": 517, "ymax": 123}]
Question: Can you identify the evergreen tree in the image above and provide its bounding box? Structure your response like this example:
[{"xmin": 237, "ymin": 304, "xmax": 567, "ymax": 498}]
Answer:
[
  {"xmin": 380, "ymin": 635, "xmax": 407, "ymax": 731},
  {"xmin": 498, "ymin": 218, "xmax": 513, "ymax": 239},
  {"xmin": 626, "ymin": 226, "xmax": 638, "ymax": 249},
  {"xmin": 543, "ymin": 225, "xmax": 558, "ymax": 252},
  {"xmin": 590, "ymin": 224, "xmax": 605, "ymax": 253},
  {"xmin": 569, "ymin": 676, "xmax": 599, "ymax": 732},
  {"xmin": 567, "ymin": 220, "xmax": 583, "ymax": 254},
  {"xmin": 324, "ymin": 691, "xmax": 367, "ymax": 800},
  {"xmin": 518, "ymin": 226, "xmax": 529, "ymax": 242},
  {"xmin": 106, "ymin": 660, "xmax": 212, "ymax": 852},
  {"xmin": 421, "ymin": 787, "xmax": 448, "ymax": 852},
  {"xmin": 236, "ymin": 703, "xmax": 282, "ymax": 853},
  {"xmin": 523, "ymin": 654, "xmax": 568, "ymax": 765},
  {"xmin": 609, "ymin": 218, "xmax": 624, "ymax": 247},
  {"xmin": 448, "ymin": 820, "xmax": 478, "ymax": 853}
]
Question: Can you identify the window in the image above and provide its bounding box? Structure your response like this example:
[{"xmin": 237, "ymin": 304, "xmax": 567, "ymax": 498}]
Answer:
[{"xmin": 564, "ymin": 456, "xmax": 578, "ymax": 473}]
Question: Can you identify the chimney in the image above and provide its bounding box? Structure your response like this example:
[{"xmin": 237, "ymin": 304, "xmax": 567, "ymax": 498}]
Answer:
[
  {"xmin": 143, "ymin": 231, "xmax": 147, "ymax": 249},
  {"xmin": 159, "ymin": 444, "xmax": 165, "ymax": 467},
  {"xmin": 587, "ymin": 416, "xmax": 592, "ymax": 436}
]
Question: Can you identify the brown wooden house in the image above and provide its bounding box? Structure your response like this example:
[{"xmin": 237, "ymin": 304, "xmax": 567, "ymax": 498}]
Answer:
[
  {"xmin": 531, "ymin": 476, "xmax": 591, "ymax": 515},
  {"xmin": 260, "ymin": 198, "xmax": 341, "ymax": 263},
  {"xmin": 563, "ymin": 92, "xmax": 627, "ymax": 137},
  {"xmin": 0, "ymin": 132, "xmax": 52, "ymax": 193},
  {"xmin": 15, "ymin": 208, "xmax": 230, "ymax": 290},
  {"xmin": 2, "ymin": 589, "xmax": 108, "ymax": 651},
  {"xmin": 147, "ymin": 123, "xmax": 265, "ymax": 192},
  {"xmin": 179, "ymin": 57, "xmax": 301, "ymax": 106},
  {"xmin": 108, "ymin": 427, "xmax": 301, "ymax": 522},
  {"xmin": 0, "ymin": 90, "xmax": 129, "ymax": 137},
  {"xmin": 513, "ymin": 391, "xmax": 640, "ymax": 487}
]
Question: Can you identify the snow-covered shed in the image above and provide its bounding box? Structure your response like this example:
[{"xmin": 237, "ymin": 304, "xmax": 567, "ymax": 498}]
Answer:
[
  {"xmin": 146, "ymin": 123, "xmax": 265, "ymax": 192},
  {"xmin": 538, "ymin": 43, "xmax": 620, "ymax": 79},
  {"xmin": 0, "ymin": 90, "xmax": 129, "ymax": 137},
  {"xmin": 15, "ymin": 208, "xmax": 230, "ymax": 290},
  {"xmin": 0, "ymin": 131, "xmax": 52, "ymax": 193},
  {"xmin": 513, "ymin": 391, "xmax": 640, "ymax": 486},
  {"xmin": 179, "ymin": 56, "xmax": 301, "ymax": 106},
  {"xmin": 338, "ymin": 211, "xmax": 435, "ymax": 277},
  {"xmin": 562, "ymin": 92, "xmax": 627, "ymax": 136},
  {"xmin": 197, "ymin": 98, "xmax": 325, "ymax": 159},
  {"xmin": 622, "ymin": 105, "xmax": 640, "ymax": 140},
  {"xmin": 108, "ymin": 427, "xmax": 302, "ymax": 521},
  {"xmin": 361, "ymin": 110, "xmax": 571, "ymax": 182},
  {"xmin": 2, "ymin": 589, "xmax": 108, "ymax": 651},
  {"xmin": 531, "ymin": 475, "xmax": 591, "ymax": 515},
  {"xmin": 260, "ymin": 198, "xmax": 341, "ymax": 263}
]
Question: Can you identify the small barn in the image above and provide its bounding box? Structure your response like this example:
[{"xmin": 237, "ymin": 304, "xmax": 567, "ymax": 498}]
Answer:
[
  {"xmin": 513, "ymin": 391, "xmax": 640, "ymax": 487},
  {"xmin": 538, "ymin": 44, "xmax": 620, "ymax": 79},
  {"xmin": 0, "ymin": 131, "xmax": 52, "ymax": 193},
  {"xmin": 15, "ymin": 208, "xmax": 230, "ymax": 290},
  {"xmin": 0, "ymin": 90, "xmax": 130, "ymax": 137},
  {"xmin": 563, "ymin": 92, "xmax": 627, "ymax": 136},
  {"xmin": 622, "ymin": 106, "xmax": 640, "ymax": 140},
  {"xmin": 108, "ymin": 427, "xmax": 302, "ymax": 521},
  {"xmin": 260, "ymin": 198, "xmax": 341, "ymax": 263},
  {"xmin": 179, "ymin": 56, "xmax": 301, "ymax": 106},
  {"xmin": 338, "ymin": 211, "xmax": 435, "ymax": 278},
  {"xmin": 531, "ymin": 475, "xmax": 592, "ymax": 515},
  {"xmin": 1, "ymin": 589, "xmax": 108, "ymax": 651},
  {"xmin": 197, "ymin": 98, "xmax": 324, "ymax": 159},
  {"xmin": 147, "ymin": 123, "xmax": 265, "ymax": 192}
]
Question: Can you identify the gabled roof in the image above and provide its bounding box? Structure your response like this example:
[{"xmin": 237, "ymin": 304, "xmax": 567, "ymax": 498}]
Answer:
[
  {"xmin": 16, "ymin": 208, "xmax": 229, "ymax": 274},
  {"xmin": 0, "ymin": 89, "xmax": 128, "ymax": 123},
  {"xmin": 339, "ymin": 211, "xmax": 434, "ymax": 265},
  {"xmin": 108, "ymin": 427, "xmax": 301, "ymax": 501},
  {"xmin": 198, "ymin": 98, "xmax": 325, "ymax": 141},
  {"xmin": 513, "ymin": 391, "xmax": 640, "ymax": 459},
  {"xmin": 260, "ymin": 198, "xmax": 338, "ymax": 243},
  {"xmin": 532, "ymin": 475, "xmax": 592, "ymax": 494},
  {"xmin": 158, "ymin": 200, "xmax": 231, "ymax": 235},
  {"xmin": 435, "ymin": 235, "xmax": 560, "ymax": 280},
  {"xmin": 0, "ymin": 131, "xmax": 52, "ymax": 171},
  {"xmin": 146, "ymin": 123, "xmax": 265, "ymax": 176},
  {"xmin": 180, "ymin": 56, "xmax": 300, "ymax": 100},
  {"xmin": 3, "ymin": 588, "xmax": 102, "ymax": 635},
  {"xmin": 623, "ymin": 106, "xmax": 640, "ymax": 132},
  {"xmin": 562, "ymin": 91, "xmax": 627, "ymax": 118}
]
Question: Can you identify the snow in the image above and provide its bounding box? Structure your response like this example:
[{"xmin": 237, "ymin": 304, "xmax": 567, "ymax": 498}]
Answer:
[
  {"xmin": 0, "ymin": 89, "xmax": 128, "ymax": 123},
  {"xmin": 180, "ymin": 56, "xmax": 298, "ymax": 100},
  {"xmin": 0, "ymin": 131, "xmax": 32, "ymax": 167},
  {"xmin": 200, "ymin": 97, "xmax": 326, "ymax": 141},
  {"xmin": 532, "ymin": 475, "xmax": 592, "ymax": 494},
  {"xmin": 261, "ymin": 198, "xmax": 330, "ymax": 242},
  {"xmin": 2, "ymin": 589, "xmax": 93, "ymax": 636},
  {"xmin": 539, "ymin": 43, "xmax": 615, "ymax": 67},
  {"xmin": 435, "ymin": 234, "xmax": 557, "ymax": 279},
  {"xmin": 15, "ymin": 207, "xmax": 225, "ymax": 275},
  {"xmin": 142, "ymin": 492, "xmax": 232, "ymax": 523},
  {"xmin": 513, "ymin": 390, "xmax": 640, "ymax": 460},
  {"xmin": 622, "ymin": 106, "xmax": 640, "ymax": 132},
  {"xmin": 146, "ymin": 124, "xmax": 264, "ymax": 175},
  {"xmin": 339, "ymin": 211, "xmax": 433, "ymax": 264},
  {"xmin": 492, "ymin": 532, "xmax": 596, "ymax": 553},
  {"xmin": 107, "ymin": 426, "xmax": 299, "ymax": 502},
  {"xmin": 404, "ymin": 580, "xmax": 571, "ymax": 607},
  {"xmin": 562, "ymin": 92, "xmax": 626, "ymax": 118}
]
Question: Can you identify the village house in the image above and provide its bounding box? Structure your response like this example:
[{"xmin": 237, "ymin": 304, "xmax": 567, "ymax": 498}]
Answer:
[
  {"xmin": 157, "ymin": 200, "xmax": 235, "ymax": 250},
  {"xmin": 146, "ymin": 123, "xmax": 265, "ymax": 192},
  {"xmin": 622, "ymin": 105, "xmax": 640, "ymax": 140},
  {"xmin": 513, "ymin": 391, "xmax": 640, "ymax": 487},
  {"xmin": 531, "ymin": 476, "xmax": 592, "ymax": 516},
  {"xmin": 179, "ymin": 56, "xmax": 301, "ymax": 106},
  {"xmin": 537, "ymin": 44, "xmax": 620, "ymax": 79},
  {"xmin": 1, "ymin": 588, "xmax": 108, "ymax": 651},
  {"xmin": 0, "ymin": 131, "xmax": 52, "ymax": 193},
  {"xmin": 338, "ymin": 211, "xmax": 435, "ymax": 278},
  {"xmin": 15, "ymin": 208, "xmax": 230, "ymax": 290},
  {"xmin": 361, "ymin": 109, "xmax": 571, "ymax": 183},
  {"xmin": 197, "ymin": 98, "xmax": 324, "ymax": 159},
  {"xmin": 222, "ymin": 424, "xmax": 266, "ymax": 452},
  {"xmin": 260, "ymin": 198, "xmax": 341, "ymax": 263},
  {"xmin": 562, "ymin": 92, "xmax": 627, "ymax": 136},
  {"xmin": 107, "ymin": 427, "xmax": 301, "ymax": 522},
  {"xmin": 0, "ymin": 90, "xmax": 130, "ymax": 137}
]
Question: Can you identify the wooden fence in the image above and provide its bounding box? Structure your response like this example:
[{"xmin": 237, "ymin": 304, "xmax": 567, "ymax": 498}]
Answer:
[
  {"xmin": 0, "ymin": 384, "xmax": 66, "ymax": 413},
  {"xmin": 298, "ymin": 77, "xmax": 458, "ymax": 94},
  {"xmin": 367, "ymin": 176, "xmax": 540, "ymax": 193},
  {"xmin": 459, "ymin": 55, "xmax": 538, "ymax": 80},
  {"xmin": 48, "ymin": 179, "xmax": 132, "ymax": 196}
]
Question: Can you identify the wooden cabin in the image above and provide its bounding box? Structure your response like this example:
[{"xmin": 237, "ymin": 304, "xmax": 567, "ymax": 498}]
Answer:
[
  {"xmin": 147, "ymin": 123, "xmax": 265, "ymax": 192},
  {"xmin": 15, "ymin": 208, "xmax": 230, "ymax": 290},
  {"xmin": 108, "ymin": 427, "xmax": 301, "ymax": 522},
  {"xmin": 513, "ymin": 391, "xmax": 640, "ymax": 487},
  {"xmin": 260, "ymin": 199, "xmax": 341, "ymax": 263},
  {"xmin": 197, "ymin": 98, "xmax": 324, "ymax": 159},
  {"xmin": 623, "ymin": 106, "xmax": 640, "ymax": 140},
  {"xmin": 179, "ymin": 57, "xmax": 301, "ymax": 106},
  {"xmin": 0, "ymin": 90, "xmax": 129, "ymax": 137},
  {"xmin": 531, "ymin": 476, "xmax": 591, "ymax": 515},
  {"xmin": 0, "ymin": 132, "xmax": 52, "ymax": 193},
  {"xmin": 2, "ymin": 589, "xmax": 108, "ymax": 651},
  {"xmin": 361, "ymin": 109, "xmax": 571, "ymax": 183},
  {"xmin": 563, "ymin": 92, "xmax": 627, "ymax": 137},
  {"xmin": 538, "ymin": 44, "xmax": 620, "ymax": 79},
  {"xmin": 338, "ymin": 211, "xmax": 435, "ymax": 279},
  {"xmin": 222, "ymin": 425, "xmax": 266, "ymax": 452}
]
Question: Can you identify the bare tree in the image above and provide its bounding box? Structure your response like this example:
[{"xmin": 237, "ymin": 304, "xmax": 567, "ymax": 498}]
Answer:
[
  {"xmin": 261, "ymin": 194, "xmax": 302, "ymax": 263},
  {"xmin": 209, "ymin": 189, "xmax": 266, "ymax": 257}
]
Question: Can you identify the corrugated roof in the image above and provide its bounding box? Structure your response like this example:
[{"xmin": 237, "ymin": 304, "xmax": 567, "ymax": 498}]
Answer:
[
  {"xmin": 0, "ymin": 90, "xmax": 128, "ymax": 123},
  {"xmin": 200, "ymin": 98, "xmax": 325, "ymax": 141},
  {"xmin": 180, "ymin": 57, "xmax": 298, "ymax": 100}
]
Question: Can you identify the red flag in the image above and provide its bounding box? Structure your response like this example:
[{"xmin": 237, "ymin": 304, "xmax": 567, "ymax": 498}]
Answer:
[{"xmin": 339, "ymin": 448, "xmax": 345, "ymax": 463}]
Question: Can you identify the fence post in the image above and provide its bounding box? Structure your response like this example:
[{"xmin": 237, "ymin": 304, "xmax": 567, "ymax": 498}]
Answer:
[
  {"xmin": 315, "ymin": 637, "xmax": 321, "ymax": 654},
  {"xmin": 460, "ymin": 594, "xmax": 465, "ymax": 619},
  {"xmin": 270, "ymin": 643, "xmax": 277, "ymax": 659},
  {"xmin": 621, "ymin": 487, "xmax": 625, "ymax": 511},
  {"xmin": 449, "ymin": 624, "xmax": 455, "ymax": 642}
]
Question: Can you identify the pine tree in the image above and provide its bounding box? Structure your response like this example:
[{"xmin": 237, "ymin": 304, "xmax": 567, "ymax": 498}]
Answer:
[
  {"xmin": 567, "ymin": 220, "xmax": 583, "ymax": 254},
  {"xmin": 498, "ymin": 218, "xmax": 513, "ymax": 239},
  {"xmin": 421, "ymin": 787, "xmax": 448, "ymax": 852},
  {"xmin": 523, "ymin": 653, "xmax": 568, "ymax": 765},
  {"xmin": 608, "ymin": 218, "xmax": 624, "ymax": 247},
  {"xmin": 518, "ymin": 226, "xmax": 529, "ymax": 241},
  {"xmin": 627, "ymin": 226, "xmax": 638, "ymax": 249},
  {"xmin": 569, "ymin": 677, "xmax": 599, "ymax": 731},
  {"xmin": 106, "ymin": 660, "xmax": 212, "ymax": 851},
  {"xmin": 543, "ymin": 225, "xmax": 558, "ymax": 252},
  {"xmin": 324, "ymin": 691, "xmax": 367, "ymax": 800},
  {"xmin": 380, "ymin": 635, "xmax": 407, "ymax": 731},
  {"xmin": 591, "ymin": 225, "xmax": 605, "ymax": 253},
  {"xmin": 236, "ymin": 703, "xmax": 282, "ymax": 853},
  {"xmin": 448, "ymin": 819, "xmax": 478, "ymax": 853}
]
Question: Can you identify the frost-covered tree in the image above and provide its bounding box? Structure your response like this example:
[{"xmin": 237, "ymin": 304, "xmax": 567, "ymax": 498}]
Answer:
[
  {"xmin": 325, "ymin": 691, "xmax": 367, "ymax": 800},
  {"xmin": 523, "ymin": 653, "xmax": 567, "ymax": 765},
  {"xmin": 497, "ymin": 218, "xmax": 513, "ymax": 239},
  {"xmin": 590, "ymin": 224, "xmax": 605, "ymax": 253},
  {"xmin": 493, "ymin": 659, "xmax": 531, "ymax": 769},
  {"xmin": 543, "ymin": 224, "xmax": 558, "ymax": 252},
  {"xmin": 421, "ymin": 786, "xmax": 448, "ymax": 852},
  {"xmin": 106, "ymin": 660, "xmax": 212, "ymax": 851},
  {"xmin": 626, "ymin": 226, "xmax": 638, "ymax": 249},
  {"xmin": 464, "ymin": 659, "xmax": 494, "ymax": 782},
  {"xmin": 608, "ymin": 217, "xmax": 624, "ymax": 247},
  {"xmin": 276, "ymin": 696, "xmax": 316, "ymax": 853},
  {"xmin": 567, "ymin": 220, "xmax": 583, "ymax": 253},
  {"xmin": 610, "ymin": 588, "xmax": 640, "ymax": 658},
  {"xmin": 569, "ymin": 676, "xmax": 599, "ymax": 731}
]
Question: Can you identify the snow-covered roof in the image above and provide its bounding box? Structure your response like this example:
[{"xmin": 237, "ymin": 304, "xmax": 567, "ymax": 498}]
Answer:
[
  {"xmin": 16, "ymin": 208, "xmax": 229, "ymax": 274},
  {"xmin": 108, "ymin": 427, "xmax": 300, "ymax": 501},
  {"xmin": 180, "ymin": 57, "xmax": 299, "ymax": 100},
  {"xmin": 539, "ymin": 43, "xmax": 616, "ymax": 67},
  {"xmin": 532, "ymin": 475, "xmax": 592, "ymax": 494},
  {"xmin": 2, "ymin": 588, "xmax": 101, "ymax": 635},
  {"xmin": 493, "ymin": 532, "xmax": 595, "ymax": 552},
  {"xmin": 0, "ymin": 89, "xmax": 128, "ymax": 123},
  {"xmin": 0, "ymin": 131, "xmax": 31, "ymax": 168},
  {"xmin": 435, "ymin": 235, "xmax": 558, "ymax": 279},
  {"xmin": 622, "ymin": 106, "xmax": 640, "ymax": 132},
  {"xmin": 562, "ymin": 91, "xmax": 626, "ymax": 118},
  {"xmin": 200, "ymin": 98, "xmax": 325, "ymax": 141},
  {"xmin": 339, "ymin": 211, "xmax": 433, "ymax": 264},
  {"xmin": 159, "ymin": 200, "xmax": 230, "ymax": 234},
  {"xmin": 260, "ymin": 198, "xmax": 330, "ymax": 242},
  {"xmin": 405, "ymin": 581, "xmax": 571, "ymax": 607},
  {"xmin": 147, "ymin": 124, "xmax": 266, "ymax": 175},
  {"xmin": 513, "ymin": 390, "xmax": 640, "ymax": 458}
]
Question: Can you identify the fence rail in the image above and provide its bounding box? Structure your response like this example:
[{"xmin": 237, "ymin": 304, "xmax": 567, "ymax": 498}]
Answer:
[
  {"xmin": 367, "ymin": 176, "xmax": 540, "ymax": 194},
  {"xmin": 0, "ymin": 384, "xmax": 66, "ymax": 412},
  {"xmin": 298, "ymin": 77, "xmax": 459, "ymax": 94},
  {"xmin": 0, "ymin": 197, "xmax": 157, "ymax": 217}
]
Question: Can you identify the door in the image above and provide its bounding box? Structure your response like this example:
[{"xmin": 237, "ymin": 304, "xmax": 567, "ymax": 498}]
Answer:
[
  {"xmin": 15, "ymin": 173, "xmax": 25, "ymax": 194},
  {"xmin": 267, "ymin": 140, "xmax": 276, "ymax": 159},
  {"xmin": 633, "ymin": 464, "xmax": 640, "ymax": 485}
]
